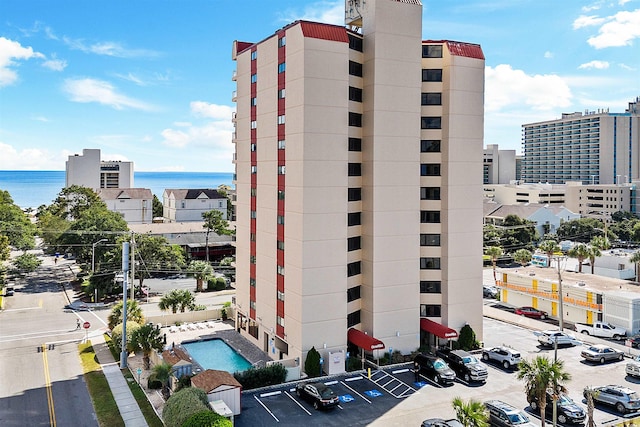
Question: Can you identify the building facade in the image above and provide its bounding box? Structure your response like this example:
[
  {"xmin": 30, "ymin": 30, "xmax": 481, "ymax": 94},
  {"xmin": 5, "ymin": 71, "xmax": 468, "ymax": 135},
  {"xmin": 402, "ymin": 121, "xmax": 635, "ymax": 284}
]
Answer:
[
  {"xmin": 65, "ymin": 148, "xmax": 133, "ymax": 190},
  {"xmin": 483, "ymin": 144, "xmax": 516, "ymax": 184},
  {"xmin": 97, "ymin": 188, "xmax": 153, "ymax": 224},
  {"xmin": 232, "ymin": 0, "xmax": 484, "ymax": 369},
  {"xmin": 522, "ymin": 97, "xmax": 640, "ymax": 185},
  {"xmin": 163, "ymin": 189, "xmax": 228, "ymax": 223}
]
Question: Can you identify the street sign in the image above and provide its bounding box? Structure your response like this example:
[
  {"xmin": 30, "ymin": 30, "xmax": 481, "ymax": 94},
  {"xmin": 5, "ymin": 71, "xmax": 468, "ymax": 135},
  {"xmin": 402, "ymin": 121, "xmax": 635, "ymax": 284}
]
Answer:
[
  {"xmin": 137, "ymin": 368, "xmax": 142, "ymax": 375},
  {"xmin": 83, "ymin": 321, "xmax": 90, "ymax": 329}
]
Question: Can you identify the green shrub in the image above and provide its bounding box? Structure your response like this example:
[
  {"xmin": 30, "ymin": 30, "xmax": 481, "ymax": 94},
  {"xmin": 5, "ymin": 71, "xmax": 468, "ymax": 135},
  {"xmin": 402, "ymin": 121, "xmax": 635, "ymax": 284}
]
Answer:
[
  {"xmin": 233, "ymin": 363, "xmax": 287, "ymax": 390},
  {"xmin": 110, "ymin": 321, "xmax": 141, "ymax": 353},
  {"xmin": 346, "ymin": 355, "xmax": 362, "ymax": 372},
  {"xmin": 391, "ymin": 350, "xmax": 405, "ymax": 364},
  {"xmin": 175, "ymin": 375, "xmax": 192, "ymax": 392},
  {"xmin": 456, "ymin": 324, "xmax": 481, "ymax": 351},
  {"xmin": 181, "ymin": 410, "xmax": 232, "ymax": 427},
  {"xmin": 206, "ymin": 279, "xmax": 216, "ymax": 291},
  {"xmin": 215, "ymin": 277, "xmax": 226, "ymax": 291},
  {"xmin": 304, "ymin": 347, "xmax": 321, "ymax": 377},
  {"xmin": 148, "ymin": 374, "xmax": 162, "ymax": 389},
  {"xmin": 163, "ymin": 387, "xmax": 210, "ymax": 427}
]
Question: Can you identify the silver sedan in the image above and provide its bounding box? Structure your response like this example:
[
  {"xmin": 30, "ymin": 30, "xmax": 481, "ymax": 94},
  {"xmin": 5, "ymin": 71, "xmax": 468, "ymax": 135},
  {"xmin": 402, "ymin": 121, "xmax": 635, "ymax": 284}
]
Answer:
[{"xmin": 581, "ymin": 344, "xmax": 625, "ymax": 364}]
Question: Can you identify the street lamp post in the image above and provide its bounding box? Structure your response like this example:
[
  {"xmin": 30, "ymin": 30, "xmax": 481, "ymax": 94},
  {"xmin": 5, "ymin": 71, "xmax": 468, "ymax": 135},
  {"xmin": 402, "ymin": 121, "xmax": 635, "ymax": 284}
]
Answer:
[
  {"xmin": 555, "ymin": 255, "xmax": 565, "ymax": 331},
  {"xmin": 92, "ymin": 239, "xmax": 108, "ymax": 302}
]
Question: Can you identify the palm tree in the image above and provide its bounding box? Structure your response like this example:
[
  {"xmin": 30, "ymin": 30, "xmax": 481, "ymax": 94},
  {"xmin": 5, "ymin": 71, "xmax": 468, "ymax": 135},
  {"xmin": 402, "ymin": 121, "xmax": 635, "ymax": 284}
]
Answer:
[
  {"xmin": 485, "ymin": 246, "xmax": 503, "ymax": 283},
  {"xmin": 130, "ymin": 323, "xmax": 165, "ymax": 369},
  {"xmin": 567, "ymin": 243, "xmax": 590, "ymax": 273},
  {"xmin": 538, "ymin": 240, "xmax": 560, "ymax": 268},
  {"xmin": 630, "ymin": 251, "xmax": 640, "ymax": 281},
  {"xmin": 513, "ymin": 249, "xmax": 532, "ymax": 267},
  {"xmin": 158, "ymin": 289, "xmax": 195, "ymax": 314},
  {"xmin": 186, "ymin": 260, "xmax": 214, "ymax": 292},
  {"xmin": 176, "ymin": 289, "xmax": 196, "ymax": 312},
  {"xmin": 452, "ymin": 396, "xmax": 489, "ymax": 427},
  {"xmin": 587, "ymin": 245, "xmax": 601, "ymax": 275},
  {"xmin": 108, "ymin": 299, "xmax": 145, "ymax": 330},
  {"xmin": 584, "ymin": 388, "xmax": 596, "ymax": 427},
  {"xmin": 517, "ymin": 356, "xmax": 571, "ymax": 427},
  {"xmin": 152, "ymin": 362, "xmax": 172, "ymax": 399}
]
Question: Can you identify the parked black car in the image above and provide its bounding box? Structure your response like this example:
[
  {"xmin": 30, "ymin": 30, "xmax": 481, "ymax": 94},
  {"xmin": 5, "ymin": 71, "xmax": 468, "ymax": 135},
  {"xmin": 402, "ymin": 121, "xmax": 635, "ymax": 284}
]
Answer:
[
  {"xmin": 295, "ymin": 382, "xmax": 339, "ymax": 410},
  {"xmin": 529, "ymin": 390, "xmax": 586, "ymax": 424},
  {"xmin": 414, "ymin": 353, "xmax": 456, "ymax": 385},
  {"xmin": 435, "ymin": 348, "xmax": 488, "ymax": 383}
]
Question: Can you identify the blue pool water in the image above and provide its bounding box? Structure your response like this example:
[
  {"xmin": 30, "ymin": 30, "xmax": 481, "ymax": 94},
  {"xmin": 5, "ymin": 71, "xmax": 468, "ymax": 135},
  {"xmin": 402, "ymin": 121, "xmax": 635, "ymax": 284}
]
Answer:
[{"xmin": 181, "ymin": 339, "xmax": 252, "ymax": 373}]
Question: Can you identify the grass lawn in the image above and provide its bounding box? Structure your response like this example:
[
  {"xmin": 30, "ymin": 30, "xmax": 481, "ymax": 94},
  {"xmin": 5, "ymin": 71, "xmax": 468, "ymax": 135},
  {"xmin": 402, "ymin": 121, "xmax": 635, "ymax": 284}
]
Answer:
[{"xmin": 78, "ymin": 342, "xmax": 125, "ymax": 427}]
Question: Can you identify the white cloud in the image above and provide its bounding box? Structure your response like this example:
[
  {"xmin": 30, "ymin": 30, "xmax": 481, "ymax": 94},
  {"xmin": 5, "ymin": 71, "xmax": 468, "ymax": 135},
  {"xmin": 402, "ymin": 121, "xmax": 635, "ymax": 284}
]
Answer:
[
  {"xmin": 115, "ymin": 72, "xmax": 147, "ymax": 86},
  {"xmin": 587, "ymin": 9, "xmax": 640, "ymax": 48},
  {"xmin": 42, "ymin": 57, "xmax": 67, "ymax": 71},
  {"xmin": 578, "ymin": 60, "xmax": 610, "ymax": 69},
  {"xmin": 0, "ymin": 142, "xmax": 61, "ymax": 170},
  {"xmin": 485, "ymin": 64, "xmax": 572, "ymax": 112},
  {"xmin": 62, "ymin": 36, "xmax": 159, "ymax": 58},
  {"xmin": 544, "ymin": 51, "xmax": 553, "ymax": 59},
  {"xmin": 160, "ymin": 128, "xmax": 190, "ymax": 148},
  {"xmin": 32, "ymin": 116, "xmax": 50, "ymax": 122},
  {"xmin": 619, "ymin": 63, "xmax": 636, "ymax": 70},
  {"xmin": 62, "ymin": 78, "xmax": 156, "ymax": 111},
  {"xmin": 190, "ymin": 101, "xmax": 234, "ymax": 120},
  {"xmin": 161, "ymin": 102, "xmax": 234, "ymax": 153},
  {"xmin": 279, "ymin": 0, "xmax": 344, "ymax": 25},
  {"xmin": 0, "ymin": 37, "xmax": 45, "ymax": 87},
  {"xmin": 573, "ymin": 15, "xmax": 606, "ymax": 29}
]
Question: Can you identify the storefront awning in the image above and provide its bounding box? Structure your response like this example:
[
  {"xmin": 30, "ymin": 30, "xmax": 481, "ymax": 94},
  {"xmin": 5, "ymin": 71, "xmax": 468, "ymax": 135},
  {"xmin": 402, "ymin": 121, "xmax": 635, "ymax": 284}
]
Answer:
[
  {"xmin": 347, "ymin": 328, "xmax": 385, "ymax": 351},
  {"xmin": 420, "ymin": 318, "xmax": 459, "ymax": 339}
]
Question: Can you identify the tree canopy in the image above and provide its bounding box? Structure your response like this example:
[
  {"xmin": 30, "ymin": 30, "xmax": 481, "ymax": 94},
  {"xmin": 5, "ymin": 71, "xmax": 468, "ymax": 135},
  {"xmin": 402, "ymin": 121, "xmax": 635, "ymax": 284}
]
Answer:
[{"xmin": 0, "ymin": 190, "xmax": 36, "ymax": 251}]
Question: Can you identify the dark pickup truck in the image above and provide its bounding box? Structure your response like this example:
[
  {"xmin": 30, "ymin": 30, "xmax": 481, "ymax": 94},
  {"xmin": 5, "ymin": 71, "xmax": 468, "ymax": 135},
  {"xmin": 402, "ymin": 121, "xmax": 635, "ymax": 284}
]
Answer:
[{"xmin": 435, "ymin": 348, "xmax": 488, "ymax": 383}]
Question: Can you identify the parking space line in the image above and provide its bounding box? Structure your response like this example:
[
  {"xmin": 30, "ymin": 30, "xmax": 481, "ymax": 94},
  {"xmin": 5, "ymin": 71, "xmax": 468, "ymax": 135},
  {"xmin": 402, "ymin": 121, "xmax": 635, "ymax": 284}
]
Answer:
[
  {"xmin": 254, "ymin": 395, "xmax": 280, "ymax": 422},
  {"xmin": 366, "ymin": 369, "xmax": 417, "ymax": 398},
  {"xmin": 340, "ymin": 380, "xmax": 372, "ymax": 404},
  {"xmin": 284, "ymin": 391, "xmax": 312, "ymax": 415}
]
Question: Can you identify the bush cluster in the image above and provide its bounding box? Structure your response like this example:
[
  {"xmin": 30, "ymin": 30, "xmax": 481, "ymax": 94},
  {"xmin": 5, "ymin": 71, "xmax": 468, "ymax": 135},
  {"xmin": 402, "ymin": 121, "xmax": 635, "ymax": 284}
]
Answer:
[
  {"xmin": 206, "ymin": 277, "xmax": 227, "ymax": 291},
  {"xmin": 304, "ymin": 347, "xmax": 321, "ymax": 377},
  {"xmin": 182, "ymin": 410, "xmax": 232, "ymax": 427},
  {"xmin": 162, "ymin": 387, "xmax": 210, "ymax": 427},
  {"xmin": 233, "ymin": 363, "xmax": 287, "ymax": 390},
  {"xmin": 148, "ymin": 374, "xmax": 162, "ymax": 389}
]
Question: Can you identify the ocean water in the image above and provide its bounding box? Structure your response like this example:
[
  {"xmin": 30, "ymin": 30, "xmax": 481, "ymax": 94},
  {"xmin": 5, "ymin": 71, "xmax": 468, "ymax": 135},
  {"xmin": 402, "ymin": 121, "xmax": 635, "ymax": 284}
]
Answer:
[{"xmin": 0, "ymin": 170, "xmax": 234, "ymax": 209}]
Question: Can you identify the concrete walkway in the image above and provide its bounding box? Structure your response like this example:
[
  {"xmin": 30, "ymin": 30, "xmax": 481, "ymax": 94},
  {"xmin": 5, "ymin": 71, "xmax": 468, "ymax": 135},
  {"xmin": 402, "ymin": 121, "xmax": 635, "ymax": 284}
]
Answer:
[{"xmin": 91, "ymin": 333, "xmax": 149, "ymax": 427}]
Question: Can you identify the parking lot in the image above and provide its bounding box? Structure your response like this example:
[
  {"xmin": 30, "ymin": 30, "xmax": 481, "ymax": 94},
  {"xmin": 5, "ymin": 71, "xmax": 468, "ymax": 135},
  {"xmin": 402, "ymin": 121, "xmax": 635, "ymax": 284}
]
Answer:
[{"xmin": 234, "ymin": 316, "xmax": 640, "ymax": 426}]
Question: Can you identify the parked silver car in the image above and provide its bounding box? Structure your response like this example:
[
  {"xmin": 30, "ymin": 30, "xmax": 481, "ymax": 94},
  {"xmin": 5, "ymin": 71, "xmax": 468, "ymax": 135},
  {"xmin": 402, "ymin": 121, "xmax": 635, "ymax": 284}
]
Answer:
[
  {"xmin": 580, "ymin": 344, "xmax": 624, "ymax": 364},
  {"xmin": 535, "ymin": 330, "xmax": 581, "ymax": 348},
  {"xmin": 482, "ymin": 346, "xmax": 521, "ymax": 370},
  {"xmin": 584, "ymin": 385, "xmax": 640, "ymax": 414}
]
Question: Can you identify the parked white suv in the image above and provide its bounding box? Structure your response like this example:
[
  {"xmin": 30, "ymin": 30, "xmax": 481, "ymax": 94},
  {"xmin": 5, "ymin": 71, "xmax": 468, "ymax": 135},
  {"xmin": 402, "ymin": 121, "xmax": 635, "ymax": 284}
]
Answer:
[{"xmin": 482, "ymin": 346, "xmax": 521, "ymax": 370}]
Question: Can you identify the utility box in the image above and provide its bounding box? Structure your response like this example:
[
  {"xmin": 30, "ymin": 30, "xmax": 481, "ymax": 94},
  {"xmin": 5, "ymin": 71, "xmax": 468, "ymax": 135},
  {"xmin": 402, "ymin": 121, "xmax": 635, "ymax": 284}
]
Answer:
[{"xmin": 603, "ymin": 291, "xmax": 640, "ymax": 336}]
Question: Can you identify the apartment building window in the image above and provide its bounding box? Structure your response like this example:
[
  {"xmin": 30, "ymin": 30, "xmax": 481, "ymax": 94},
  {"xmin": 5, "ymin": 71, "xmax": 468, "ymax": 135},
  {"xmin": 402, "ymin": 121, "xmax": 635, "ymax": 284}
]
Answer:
[
  {"xmin": 250, "ymin": 233, "xmax": 256, "ymax": 241},
  {"xmin": 251, "ymin": 74, "xmax": 257, "ymax": 83},
  {"xmin": 421, "ymin": 117, "xmax": 442, "ymax": 129},
  {"xmin": 278, "ymin": 36, "xmax": 286, "ymax": 47},
  {"xmin": 251, "ymin": 97, "xmax": 257, "ymax": 106},
  {"xmin": 348, "ymin": 212, "xmax": 362, "ymax": 226},
  {"xmin": 250, "ymin": 300, "xmax": 256, "ymax": 310},
  {"xmin": 250, "ymin": 255, "xmax": 256, "ymax": 264},
  {"xmin": 277, "ymin": 290, "xmax": 285, "ymax": 301},
  {"xmin": 250, "ymin": 278, "xmax": 256, "ymax": 287},
  {"xmin": 278, "ymin": 115, "xmax": 286, "ymax": 125},
  {"xmin": 421, "ymin": 164, "xmax": 441, "ymax": 176},
  {"xmin": 251, "ymin": 165, "xmax": 257, "ymax": 174},
  {"xmin": 420, "ymin": 257, "xmax": 441, "ymax": 269},
  {"xmin": 422, "ymin": 69, "xmax": 442, "ymax": 82},
  {"xmin": 420, "ymin": 234, "xmax": 441, "ymax": 246},
  {"xmin": 421, "ymin": 187, "xmax": 441, "ymax": 200},
  {"xmin": 348, "ymin": 163, "xmax": 362, "ymax": 176},
  {"xmin": 277, "ymin": 265, "xmax": 285, "ymax": 275},
  {"xmin": 421, "ymin": 93, "xmax": 442, "ymax": 105},
  {"xmin": 278, "ymin": 165, "xmax": 286, "ymax": 174},
  {"xmin": 250, "ymin": 143, "xmax": 256, "ymax": 151},
  {"xmin": 349, "ymin": 112, "xmax": 362, "ymax": 127},
  {"xmin": 276, "ymin": 316, "xmax": 285, "ymax": 327},
  {"xmin": 278, "ymin": 139, "xmax": 285, "ymax": 149},
  {"xmin": 251, "ymin": 187, "xmax": 257, "ymax": 196},
  {"xmin": 181, "ymin": 201, "xmax": 186, "ymax": 208},
  {"xmin": 277, "ymin": 240, "xmax": 284, "ymax": 250},
  {"xmin": 348, "ymin": 34, "xmax": 363, "ymax": 52},
  {"xmin": 349, "ymin": 137, "xmax": 362, "ymax": 151},
  {"xmin": 251, "ymin": 50, "xmax": 257, "ymax": 60},
  {"xmin": 349, "ymin": 86, "xmax": 363, "ymax": 102},
  {"xmin": 421, "ymin": 140, "xmax": 441, "ymax": 152},
  {"xmin": 347, "ymin": 261, "xmax": 361, "ymax": 277},
  {"xmin": 420, "ymin": 281, "xmax": 441, "ymax": 293},
  {"xmin": 421, "ymin": 210, "xmax": 440, "ymax": 223},
  {"xmin": 422, "ymin": 45, "xmax": 443, "ymax": 58},
  {"xmin": 347, "ymin": 236, "xmax": 361, "ymax": 251},
  {"xmin": 421, "ymin": 304, "xmax": 441, "ymax": 317},
  {"xmin": 277, "ymin": 215, "xmax": 285, "ymax": 225},
  {"xmin": 349, "ymin": 61, "xmax": 363, "ymax": 77},
  {"xmin": 278, "ymin": 190, "xmax": 285, "ymax": 200},
  {"xmin": 250, "ymin": 210, "xmax": 257, "ymax": 219},
  {"xmin": 278, "ymin": 62, "xmax": 286, "ymax": 73},
  {"xmin": 348, "ymin": 188, "xmax": 362, "ymax": 201},
  {"xmin": 347, "ymin": 285, "xmax": 361, "ymax": 302},
  {"xmin": 347, "ymin": 310, "xmax": 361, "ymax": 328},
  {"xmin": 251, "ymin": 121, "xmax": 257, "ymax": 129}
]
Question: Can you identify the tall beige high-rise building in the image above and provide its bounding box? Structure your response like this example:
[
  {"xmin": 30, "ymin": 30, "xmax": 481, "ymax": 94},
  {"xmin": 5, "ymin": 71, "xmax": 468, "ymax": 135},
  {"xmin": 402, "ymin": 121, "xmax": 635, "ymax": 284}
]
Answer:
[{"xmin": 232, "ymin": 0, "xmax": 484, "ymax": 372}]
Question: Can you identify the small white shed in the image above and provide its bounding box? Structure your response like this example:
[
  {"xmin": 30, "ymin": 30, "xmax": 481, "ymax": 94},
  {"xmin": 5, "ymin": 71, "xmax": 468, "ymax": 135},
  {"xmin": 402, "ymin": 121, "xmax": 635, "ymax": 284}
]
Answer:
[{"xmin": 191, "ymin": 369, "xmax": 242, "ymax": 415}]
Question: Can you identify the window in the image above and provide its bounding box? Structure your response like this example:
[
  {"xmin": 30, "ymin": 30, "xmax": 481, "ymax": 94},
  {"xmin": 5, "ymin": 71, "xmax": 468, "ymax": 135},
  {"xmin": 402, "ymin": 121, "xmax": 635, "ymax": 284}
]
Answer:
[
  {"xmin": 420, "ymin": 234, "xmax": 441, "ymax": 246},
  {"xmin": 349, "ymin": 86, "xmax": 363, "ymax": 102},
  {"xmin": 250, "ymin": 300, "xmax": 256, "ymax": 310},
  {"xmin": 277, "ymin": 190, "xmax": 285, "ymax": 200},
  {"xmin": 420, "ymin": 304, "xmax": 441, "ymax": 317},
  {"xmin": 250, "ymin": 187, "xmax": 257, "ymax": 197},
  {"xmin": 251, "ymin": 50, "xmax": 257, "ymax": 60},
  {"xmin": 348, "ymin": 212, "xmax": 362, "ymax": 226},
  {"xmin": 347, "ymin": 310, "xmax": 361, "ymax": 327},
  {"xmin": 251, "ymin": 97, "xmax": 257, "ymax": 106},
  {"xmin": 348, "ymin": 163, "xmax": 362, "ymax": 176},
  {"xmin": 250, "ymin": 143, "xmax": 256, "ymax": 152},
  {"xmin": 422, "ymin": 69, "xmax": 442, "ymax": 82},
  {"xmin": 251, "ymin": 120, "xmax": 257, "ymax": 129},
  {"xmin": 250, "ymin": 210, "xmax": 257, "ymax": 219},
  {"xmin": 250, "ymin": 255, "xmax": 256, "ymax": 264},
  {"xmin": 278, "ymin": 115, "xmax": 285, "ymax": 125},
  {"xmin": 348, "ymin": 34, "xmax": 363, "ymax": 52},
  {"xmin": 278, "ymin": 36, "xmax": 286, "ymax": 47},
  {"xmin": 278, "ymin": 62, "xmax": 286, "ymax": 73},
  {"xmin": 181, "ymin": 201, "xmax": 185, "ymax": 208},
  {"xmin": 420, "ymin": 257, "xmax": 441, "ymax": 269},
  {"xmin": 251, "ymin": 73, "xmax": 257, "ymax": 83},
  {"xmin": 278, "ymin": 139, "xmax": 285, "ymax": 149},
  {"xmin": 348, "ymin": 187, "xmax": 362, "ymax": 201},
  {"xmin": 347, "ymin": 261, "xmax": 361, "ymax": 277},
  {"xmin": 277, "ymin": 240, "xmax": 284, "ymax": 250},
  {"xmin": 278, "ymin": 88, "xmax": 285, "ymax": 99},
  {"xmin": 421, "ymin": 117, "xmax": 442, "ymax": 129},
  {"xmin": 250, "ymin": 233, "xmax": 256, "ymax": 241},
  {"xmin": 250, "ymin": 278, "xmax": 256, "ymax": 287},
  {"xmin": 421, "ymin": 210, "xmax": 440, "ymax": 223},
  {"xmin": 347, "ymin": 236, "xmax": 361, "ymax": 251},
  {"xmin": 348, "ymin": 137, "xmax": 362, "ymax": 151},
  {"xmin": 277, "ymin": 290, "xmax": 285, "ymax": 301},
  {"xmin": 421, "ymin": 93, "xmax": 442, "ymax": 105},
  {"xmin": 277, "ymin": 215, "xmax": 285, "ymax": 225},
  {"xmin": 347, "ymin": 285, "xmax": 361, "ymax": 302},
  {"xmin": 251, "ymin": 165, "xmax": 257, "ymax": 174},
  {"xmin": 421, "ymin": 164, "xmax": 441, "ymax": 176},
  {"xmin": 349, "ymin": 112, "xmax": 362, "ymax": 127},
  {"xmin": 422, "ymin": 45, "xmax": 443, "ymax": 58},
  {"xmin": 349, "ymin": 60, "xmax": 363, "ymax": 77},
  {"xmin": 421, "ymin": 140, "xmax": 441, "ymax": 152},
  {"xmin": 277, "ymin": 265, "xmax": 285, "ymax": 275},
  {"xmin": 420, "ymin": 281, "xmax": 441, "ymax": 293},
  {"xmin": 276, "ymin": 315, "xmax": 285, "ymax": 327},
  {"xmin": 278, "ymin": 165, "xmax": 286, "ymax": 175},
  {"xmin": 421, "ymin": 187, "xmax": 441, "ymax": 200}
]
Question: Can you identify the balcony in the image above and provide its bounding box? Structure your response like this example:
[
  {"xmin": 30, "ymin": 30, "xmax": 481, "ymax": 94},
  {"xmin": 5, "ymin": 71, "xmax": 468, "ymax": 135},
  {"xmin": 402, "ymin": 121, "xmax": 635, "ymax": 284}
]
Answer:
[
  {"xmin": 232, "ymin": 90, "xmax": 237, "ymax": 102},
  {"xmin": 232, "ymin": 69, "xmax": 237, "ymax": 81}
]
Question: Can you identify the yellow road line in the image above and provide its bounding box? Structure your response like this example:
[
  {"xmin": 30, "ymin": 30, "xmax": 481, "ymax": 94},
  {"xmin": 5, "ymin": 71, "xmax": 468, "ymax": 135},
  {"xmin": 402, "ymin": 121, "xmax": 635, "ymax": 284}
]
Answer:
[{"xmin": 42, "ymin": 344, "xmax": 56, "ymax": 426}]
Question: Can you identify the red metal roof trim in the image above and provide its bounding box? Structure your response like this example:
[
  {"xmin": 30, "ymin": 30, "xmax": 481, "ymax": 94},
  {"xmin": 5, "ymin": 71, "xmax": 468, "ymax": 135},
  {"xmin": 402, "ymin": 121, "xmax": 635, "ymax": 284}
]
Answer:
[
  {"xmin": 300, "ymin": 21, "xmax": 349, "ymax": 43},
  {"xmin": 235, "ymin": 41, "xmax": 253, "ymax": 55},
  {"xmin": 348, "ymin": 328, "xmax": 385, "ymax": 351},
  {"xmin": 423, "ymin": 39, "xmax": 485, "ymax": 60},
  {"xmin": 420, "ymin": 318, "xmax": 459, "ymax": 339}
]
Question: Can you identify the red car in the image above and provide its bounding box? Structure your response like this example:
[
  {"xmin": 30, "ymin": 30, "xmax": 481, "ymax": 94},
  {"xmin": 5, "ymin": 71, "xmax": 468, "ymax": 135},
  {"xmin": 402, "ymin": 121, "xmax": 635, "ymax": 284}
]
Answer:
[{"xmin": 515, "ymin": 306, "xmax": 547, "ymax": 319}]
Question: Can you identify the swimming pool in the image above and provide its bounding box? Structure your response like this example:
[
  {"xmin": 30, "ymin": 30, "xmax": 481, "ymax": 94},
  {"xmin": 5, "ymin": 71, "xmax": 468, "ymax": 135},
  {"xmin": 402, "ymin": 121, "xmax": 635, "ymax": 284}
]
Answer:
[{"xmin": 181, "ymin": 338, "xmax": 252, "ymax": 373}]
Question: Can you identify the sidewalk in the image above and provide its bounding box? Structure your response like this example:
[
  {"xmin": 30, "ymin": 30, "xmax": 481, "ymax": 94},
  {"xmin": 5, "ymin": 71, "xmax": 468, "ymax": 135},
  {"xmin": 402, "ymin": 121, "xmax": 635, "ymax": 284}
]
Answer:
[{"xmin": 91, "ymin": 333, "xmax": 149, "ymax": 427}]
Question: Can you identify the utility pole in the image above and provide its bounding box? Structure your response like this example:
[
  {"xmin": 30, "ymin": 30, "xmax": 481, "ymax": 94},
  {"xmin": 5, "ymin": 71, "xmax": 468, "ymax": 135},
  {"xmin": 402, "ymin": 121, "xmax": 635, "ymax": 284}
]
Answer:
[
  {"xmin": 556, "ymin": 255, "xmax": 565, "ymax": 331},
  {"xmin": 120, "ymin": 241, "xmax": 129, "ymax": 369},
  {"xmin": 130, "ymin": 232, "xmax": 135, "ymax": 301}
]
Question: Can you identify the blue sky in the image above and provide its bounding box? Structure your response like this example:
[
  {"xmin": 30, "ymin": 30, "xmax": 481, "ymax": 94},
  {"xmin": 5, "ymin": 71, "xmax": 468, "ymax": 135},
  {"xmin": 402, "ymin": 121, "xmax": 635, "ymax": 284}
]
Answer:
[{"xmin": 1, "ymin": 0, "xmax": 638, "ymax": 172}]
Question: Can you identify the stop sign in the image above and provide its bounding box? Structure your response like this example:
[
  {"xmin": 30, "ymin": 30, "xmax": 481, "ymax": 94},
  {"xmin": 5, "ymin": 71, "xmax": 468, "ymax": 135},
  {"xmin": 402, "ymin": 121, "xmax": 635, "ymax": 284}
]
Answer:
[{"xmin": 83, "ymin": 321, "xmax": 91, "ymax": 329}]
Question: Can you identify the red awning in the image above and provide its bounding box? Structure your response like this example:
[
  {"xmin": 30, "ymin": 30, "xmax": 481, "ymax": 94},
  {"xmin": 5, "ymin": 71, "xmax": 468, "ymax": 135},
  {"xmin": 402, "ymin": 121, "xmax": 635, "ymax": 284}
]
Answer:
[
  {"xmin": 420, "ymin": 318, "xmax": 458, "ymax": 339},
  {"xmin": 347, "ymin": 328, "xmax": 385, "ymax": 351}
]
